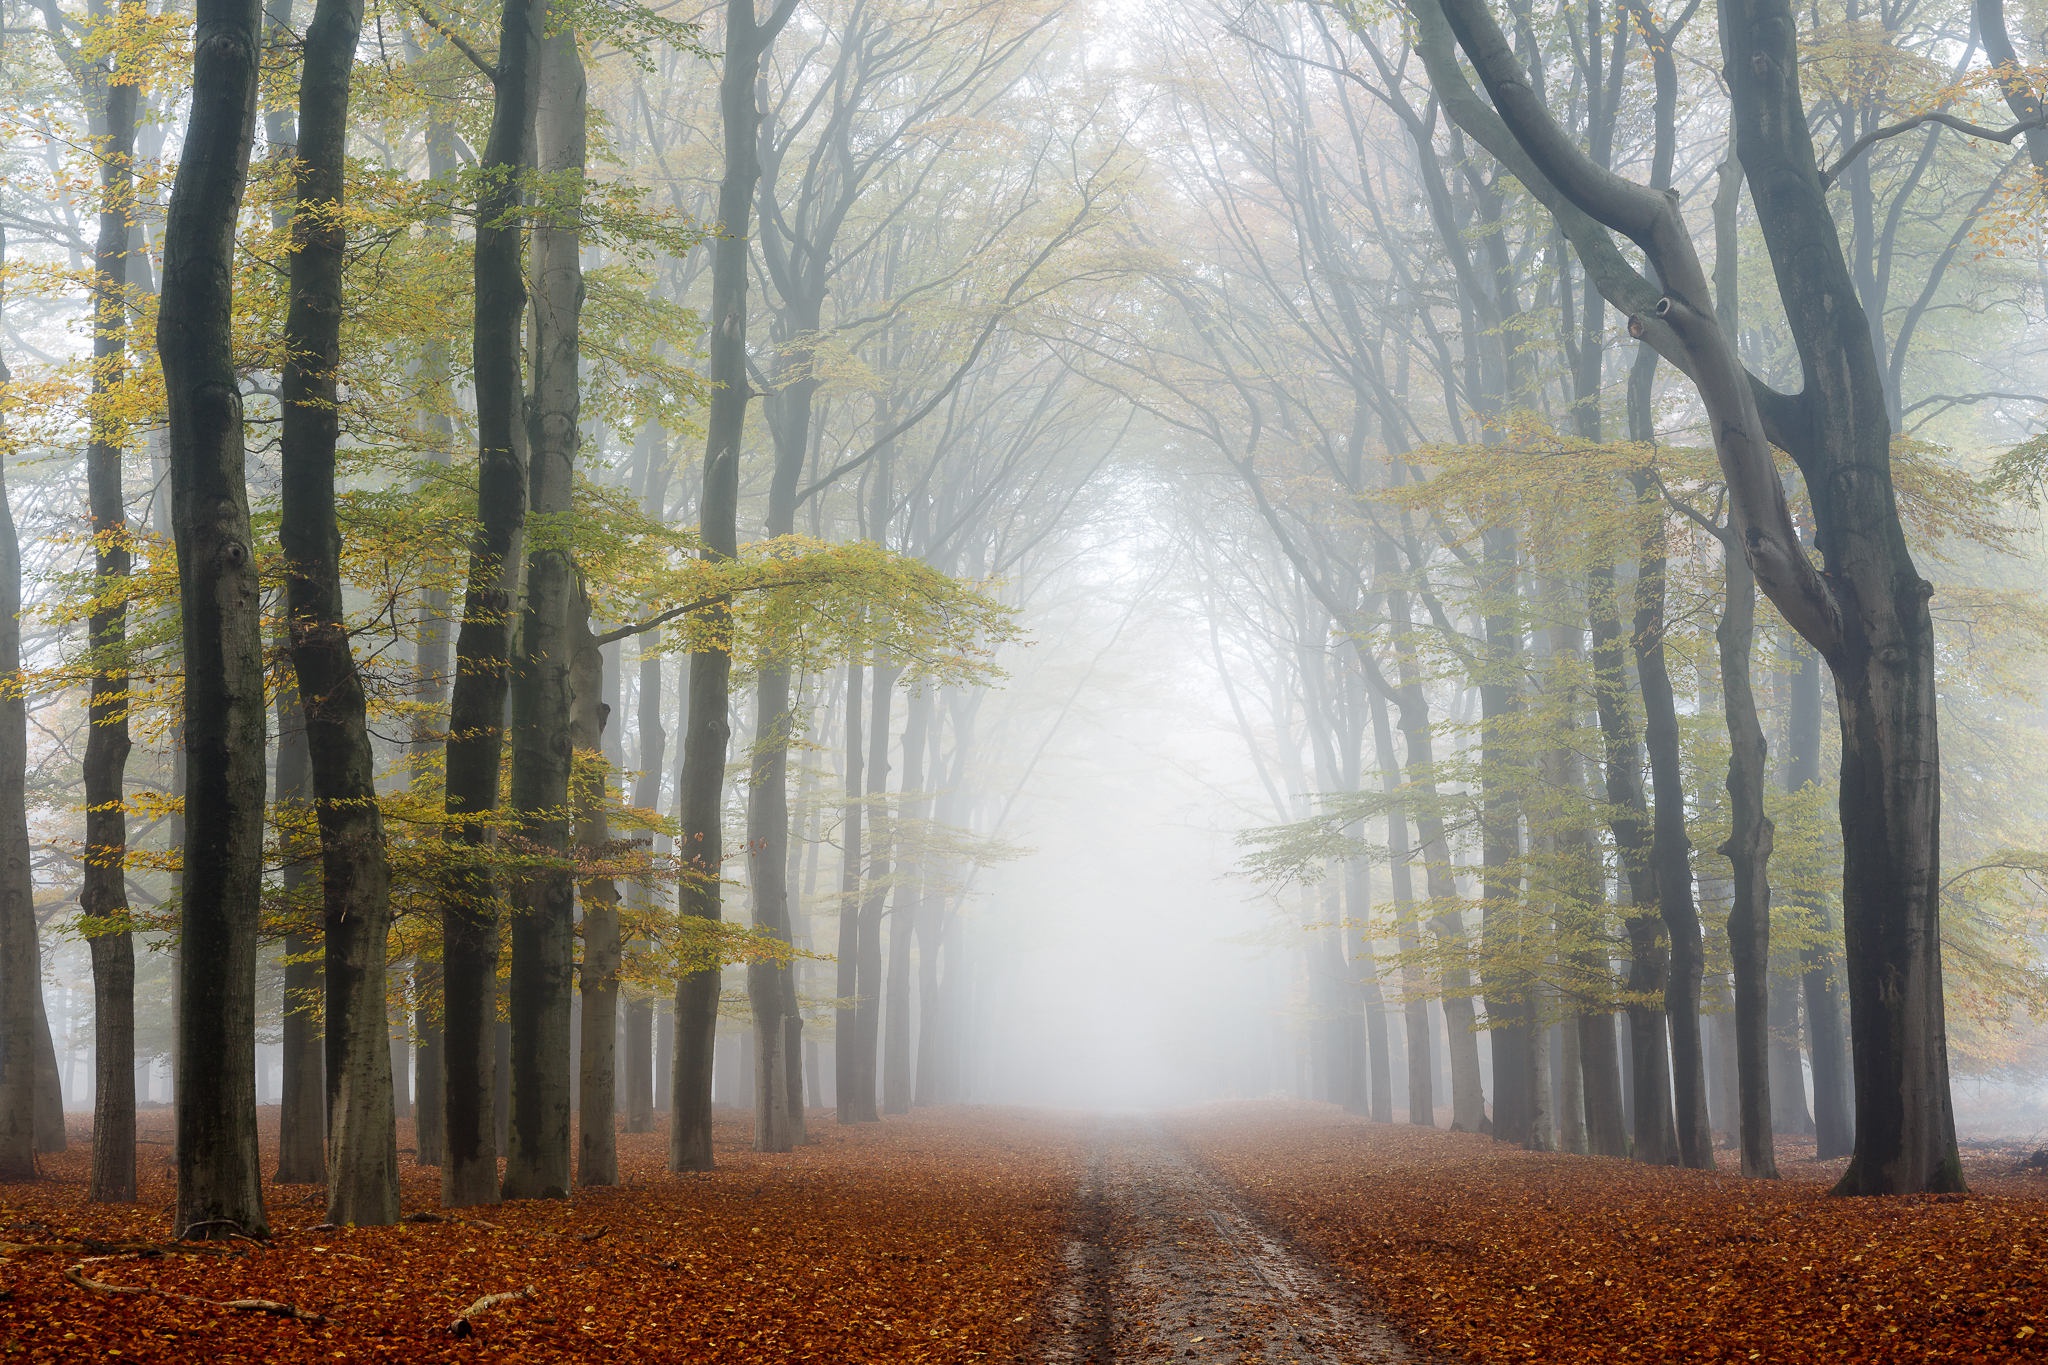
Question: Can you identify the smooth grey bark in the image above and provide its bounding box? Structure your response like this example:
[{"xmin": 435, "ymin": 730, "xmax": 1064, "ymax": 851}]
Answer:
[
  {"xmin": 881, "ymin": 687, "xmax": 935, "ymax": 1116},
  {"xmin": 81, "ymin": 22, "xmax": 138, "ymax": 1198},
  {"xmin": 273, "ymin": 676, "xmax": 326, "ymax": 1186},
  {"xmin": 160, "ymin": 0, "xmax": 268, "ymax": 1237},
  {"xmin": 280, "ymin": 0, "xmax": 399, "ymax": 1226},
  {"xmin": 834, "ymin": 660, "xmax": 868, "ymax": 1122},
  {"xmin": 408, "ymin": 31, "xmax": 459, "ymax": 1175},
  {"xmin": 441, "ymin": 0, "xmax": 541, "ymax": 1209},
  {"xmin": 0, "ymin": 224, "xmax": 39, "ymax": 1182},
  {"xmin": 1786, "ymin": 640, "xmax": 1854, "ymax": 1158},
  {"xmin": 848, "ymin": 646, "xmax": 899, "ymax": 1122},
  {"xmin": 1708, "ymin": 526, "xmax": 1778, "ymax": 1178},
  {"xmin": 1368, "ymin": 684, "xmax": 1433, "ymax": 1128},
  {"xmin": 503, "ymin": 20, "xmax": 585, "ymax": 1204},
  {"xmin": 1626, "ymin": 457, "xmax": 1712, "ymax": 1170},
  {"xmin": 574, "ymin": 606, "xmax": 621, "ymax": 1187},
  {"xmin": 671, "ymin": 0, "xmax": 799, "ymax": 1173}
]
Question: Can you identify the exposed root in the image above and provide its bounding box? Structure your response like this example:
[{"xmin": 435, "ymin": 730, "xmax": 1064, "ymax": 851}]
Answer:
[
  {"xmin": 574, "ymin": 1224, "xmax": 609, "ymax": 1243},
  {"xmin": 448, "ymin": 1285, "xmax": 535, "ymax": 1338},
  {"xmin": 63, "ymin": 1256, "xmax": 326, "ymax": 1324},
  {"xmin": 0, "ymin": 1239, "xmax": 234, "ymax": 1258}
]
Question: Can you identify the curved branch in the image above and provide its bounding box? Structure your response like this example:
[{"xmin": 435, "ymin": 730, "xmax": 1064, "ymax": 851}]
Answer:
[{"xmin": 1821, "ymin": 110, "xmax": 2047, "ymax": 187}]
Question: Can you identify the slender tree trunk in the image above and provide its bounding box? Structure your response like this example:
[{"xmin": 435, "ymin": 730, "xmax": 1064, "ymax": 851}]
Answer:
[
  {"xmin": 273, "ymin": 677, "xmax": 326, "ymax": 1186},
  {"xmin": 1588, "ymin": 554, "xmax": 1677, "ymax": 1166},
  {"xmin": 1714, "ymin": 533, "xmax": 1777, "ymax": 1178},
  {"xmin": 882, "ymin": 688, "xmax": 934, "ymax": 1116},
  {"xmin": 160, "ymin": 0, "xmax": 268, "ymax": 1236},
  {"xmin": 1785, "ymin": 638, "xmax": 1854, "ymax": 1157},
  {"xmin": 1368, "ymin": 689, "xmax": 1433, "ymax": 1126},
  {"xmin": 672, "ymin": 0, "xmax": 793, "ymax": 1172},
  {"xmin": 835, "ymin": 661, "xmax": 868, "ymax": 1122},
  {"xmin": 850, "ymin": 650, "xmax": 900, "ymax": 1122},
  {"xmin": 1630, "ymin": 464, "xmax": 1712, "ymax": 1170},
  {"xmin": 82, "ymin": 44, "xmax": 139, "ymax": 1199},
  {"xmin": 0, "ymin": 226, "xmax": 38, "ymax": 1183},
  {"xmin": 440, "ymin": 0, "xmax": 541, "ymax": 1209},
  {"xmin": 280, "ymin": 0, "xmax": 399, "ymax": 1226},
  {"xmin": 1478, "ymin": 528, "xmax": 1534, "ymax": 1147},
  {"xmin": 502, "ymin": 20, "xmax": 585, "ymax": 1203},
  {"xmin": 574, "ymin": 606, "xmax": 620, "ymax": 1186},
  {"xmin": 408, "ymin": 50, "xmax": 458, "ymax": 1174}
]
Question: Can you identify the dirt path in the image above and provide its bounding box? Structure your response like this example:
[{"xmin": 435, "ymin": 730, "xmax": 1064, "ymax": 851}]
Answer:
[{"xmin": 1040, "ymin": 1120, "xmax": 1428, "ymax": 1364}]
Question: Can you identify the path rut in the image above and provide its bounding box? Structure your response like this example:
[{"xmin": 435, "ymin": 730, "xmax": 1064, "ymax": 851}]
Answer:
[{"xmin": 1039, "ymin": 1121, "xmax": 1429, "ymax": 1364}]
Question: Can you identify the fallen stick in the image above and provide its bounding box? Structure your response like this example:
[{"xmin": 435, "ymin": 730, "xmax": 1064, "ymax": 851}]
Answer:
[
  {"xmin": 1, "ymin": 1239, "xmax": 233, "ymax": 1258},
  {"xmin": 448, "ymin": 1285, "xmax": 535, "ymax": 1338},
  {"xmin": 574, "ymin": 1225, "xmax": 608, "ymax": 1244},
  {"xmin": 64, "ymin": 1258, "xmax": 325, "ymax": 1324}
]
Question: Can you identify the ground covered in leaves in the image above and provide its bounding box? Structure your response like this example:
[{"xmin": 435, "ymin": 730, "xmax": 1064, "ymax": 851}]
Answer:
[
  {"xmin": 1175, "ymin": 1104, "xmax": 2048, "ymax": 1364},
  {"xmin": 0, "ymin": 1108, "xmax": 1078, "ymax": 1362}
]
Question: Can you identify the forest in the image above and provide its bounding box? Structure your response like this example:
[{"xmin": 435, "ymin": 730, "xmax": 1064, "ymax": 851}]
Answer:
[{"xmin": 1, "ymin": 0, "xmax": 2047, "ymax": 1358}]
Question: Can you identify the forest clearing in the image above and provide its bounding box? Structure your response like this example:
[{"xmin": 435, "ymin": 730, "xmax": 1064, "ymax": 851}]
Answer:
[{"xmin": 5, "ymin": 1104, "xmax": 2048, "ymax": 1361}]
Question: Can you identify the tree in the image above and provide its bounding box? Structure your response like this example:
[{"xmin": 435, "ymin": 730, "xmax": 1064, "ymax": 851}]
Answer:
[
  {"xmin": 441, "ymin": 0, "xmax": 543, "ymax": 1209},
  {"xmin": 278, "ymin": 0, "xmax": 400, "ymax": 1226},
  {"xmin": 503, "ymin": 13, "xmax": 587, "ymax": 1204},
  {"xmin": 79, "ymin": 0, "xmax": 140, "ymax": 1202},
  {"xmin": 670, "ymin": 0, "xmax": 800, "ymax": 1174},
  {"xmin": 159, "ymin": 0, "xmax": 270, "ymax": 1237}
]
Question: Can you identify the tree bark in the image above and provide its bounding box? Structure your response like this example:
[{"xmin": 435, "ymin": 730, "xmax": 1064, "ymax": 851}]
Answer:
[
  {"xmin": 82, "ymin": 39, "xmax": 139, "ymax": 1199},
  {"xmin": 1711, "ymin": 529, "xmax": 1778, "ymax": 1178},
  {"xmin": 272, "ymin": 678, "xmax": 325, "ymax": 1186},
  {"xmin": 159, "ymin": 0, "xmax": 269, "ymax": 1236},
  {"xmin": 1368, "ymin": 688, "xmax": 1434, "ymax": 1127},
  {"xmin": 1587, "ymin": 553, "xmax": 1677, "ymax": 1165},
  {"xmin": 882, "ymin": 687, "xmax": 934, "ymax": 1117},
  {"xmin": 574, "ymin": 605, "xmax": 620, "ymax": 1187},
  {"xmin": 0, "ymin": 225, "xmax": 39, "ymax": 1183},
  {"xmin": 440, "ymin": 0, "xmax": 541, "ymax": 1209},
  {"xmin": 280, "ymin": 0, "xmax": 399, "ymax": 1227},
  {"xmin": 1626, "ymin": 443, "xmax": 1713, "ymax": 1170},
  {"xmin": 502, "ymin": 19, "xmax": 585, "ymax": 1203},
  {"xmin": 1786, "ymin": 639, "xmax": 1855, "ymax": 1158},
  {"xmin": 835, "ymin": 660, "xmax": 868, "ymax": 1122},
  {"xmin": 671, "ymin": 0, "xmax": 796, "ymax": 1173}
]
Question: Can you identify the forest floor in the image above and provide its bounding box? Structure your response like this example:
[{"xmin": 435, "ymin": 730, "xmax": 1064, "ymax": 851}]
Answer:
[
  {"xmin": 0, "ymin": 1107, "xmax": 1076, "ymax": 1362},
  {"xmin": 2, "ymin": 1102, "xmax": 2046, "ymax": 1362}
]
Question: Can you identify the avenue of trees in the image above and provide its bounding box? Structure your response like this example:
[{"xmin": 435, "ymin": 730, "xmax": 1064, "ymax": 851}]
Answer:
[{"xmin": 0, "ymin": 0, "xmax": 2046, "ymax": 1233}]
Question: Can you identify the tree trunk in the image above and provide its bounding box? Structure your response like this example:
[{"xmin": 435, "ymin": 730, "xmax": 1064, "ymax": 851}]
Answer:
[
  {"xmin": 574, "ymin": 605, "xmax": 620, "ymax": 1187},
  {"xmin": 440, "ymin": 0, "xmax": 541, "ymax": 1209},
  {"xmin": 850, "ymin": 649, "xmax": 900, "ymax": 1122},
  {"xmin": 672, "ymin": 0, "xmax": 793, "ymax": 1172},
  {"xmin": 157, "ymin": 0, "xmax": 269, "ymax": 1238},
  {"xmin": 0, "ymin": 228, "xmax": 38, "ymax": 1183},
  {"xmin": 882, "ymin": 688, "xmax": 935, "ymax": 1117},
  {"xmin": 1785, "ymin": 638, "xmax": 1855, "ymax": 1158},
  {"xmin": 835, "ymin": 660, "xmax": 868, "ymax": 1123},
  {"xmin": 1714, "ymin": 533, "xmax": 1777, "ymax": 1178},
  {"xmin": 1628, "ymin": 465, "xmax": 1712, "ymax": 1168},
  {"xmin": 407, "ymin": 20, "xmax": 459, "ymax": 1177},
  {"xmin": 273, "ymin": 679, "xmax": 325, "ymax": 1186},
  {"xmin": 1368, "ymin": 689, "xmax": 1433, "ymax": 1126},
  {"xmin": 81, "ymin": 48, "xmax": 139, "ymax": 1198},
  {"xmin": 1588, "ymin": 554, "xmax": 1677, "ymax": 1166},
  {"xmin": 503, "ymin": 20, "xmax": 584, "ymax": 1203},
  {"xmin": 280, "ymin": 0, "xmax": 399, "ymax": 1227}
]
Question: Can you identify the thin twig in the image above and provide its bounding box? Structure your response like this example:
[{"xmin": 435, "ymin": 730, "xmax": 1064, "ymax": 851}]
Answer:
[
  {"xmin": 64, "ymin": 1258, "xmax": 326, "ymax": 1324},
  {"xmin": 410, "ymin": 0, "xmax": 496, "ymax": 83}
]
